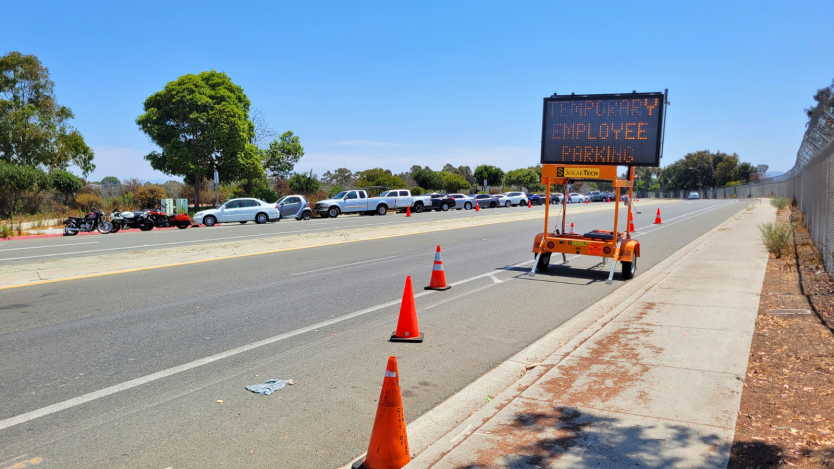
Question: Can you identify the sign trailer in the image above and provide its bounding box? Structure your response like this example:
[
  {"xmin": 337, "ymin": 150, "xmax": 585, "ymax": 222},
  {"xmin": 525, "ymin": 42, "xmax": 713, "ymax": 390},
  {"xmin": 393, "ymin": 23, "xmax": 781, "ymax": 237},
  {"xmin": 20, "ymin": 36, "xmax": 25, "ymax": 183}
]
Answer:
[{"xmin": 532, "ymin": 91, "xmax": 668, "ymax": 283}]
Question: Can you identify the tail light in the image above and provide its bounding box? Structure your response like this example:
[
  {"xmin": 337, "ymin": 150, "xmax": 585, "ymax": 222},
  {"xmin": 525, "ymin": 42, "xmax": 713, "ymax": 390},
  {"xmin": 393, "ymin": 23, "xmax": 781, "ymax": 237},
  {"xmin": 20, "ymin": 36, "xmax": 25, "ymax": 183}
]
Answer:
[
  {"xmin": 275, "ymin": 205, "xmax": 279, "ymax": 209},
  {"xmin": 306, "ymin": 202, "xmax": 310, "ymax": 207}
]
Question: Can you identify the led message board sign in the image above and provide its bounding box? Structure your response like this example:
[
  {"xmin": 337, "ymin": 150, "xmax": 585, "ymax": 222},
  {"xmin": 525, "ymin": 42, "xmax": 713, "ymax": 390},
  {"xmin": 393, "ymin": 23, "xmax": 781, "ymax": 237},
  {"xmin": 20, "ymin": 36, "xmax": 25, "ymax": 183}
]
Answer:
[{"xmin": 541, "ymin": 92, "xmax": 665, "ymax": 166}]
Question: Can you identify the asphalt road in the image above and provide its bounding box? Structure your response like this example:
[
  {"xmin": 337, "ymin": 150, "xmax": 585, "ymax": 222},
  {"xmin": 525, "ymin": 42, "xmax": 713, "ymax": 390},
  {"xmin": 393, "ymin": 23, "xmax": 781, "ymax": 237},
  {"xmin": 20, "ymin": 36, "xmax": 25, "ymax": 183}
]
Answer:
[
  {"xmin": 0, "ymin": 199, "xmax": 745, "ymax": 468},
  {"xmin": 0, "ymin": 203, "xmax": 541, "ymax": 266}
]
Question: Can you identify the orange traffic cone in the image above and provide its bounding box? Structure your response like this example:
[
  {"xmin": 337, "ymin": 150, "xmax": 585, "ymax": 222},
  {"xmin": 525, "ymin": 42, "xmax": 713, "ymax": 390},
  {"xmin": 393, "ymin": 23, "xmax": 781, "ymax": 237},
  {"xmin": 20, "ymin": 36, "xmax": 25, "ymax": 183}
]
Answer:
[
  {"xmin": 569, "ymin": 222, "xmax": 575, "ymax": 234},
  {"xmin": 425, "ymin": 245, "xmax": 451, "ymax": 291},
  {"xmin": 391, "ymin": 276, "xmax": 424, "ymax": 342},
  {"xmin": 406, "ymin": 206, "xmax": 411, "ymax": 217},
  {"xmin": 654, "ymin": 208, "xmax": 662, "ymax": 224},
  {"xmin": 527, "ymin": 199, "xmax": 531, "ymax": 208},
  {"xmin": 628, "ymin": 211, "xmax": 635, "ymax": 232},
  {"xmin": 352, "ymin": 357, "xmax": 411, "ymax": 469},
  {"xmin": 585, "ymin": 198, "xmax": 589, "ymax": 204},
  {"xmin": 475, "ymin": 203, "xmax": 480, "ymax": 212}
]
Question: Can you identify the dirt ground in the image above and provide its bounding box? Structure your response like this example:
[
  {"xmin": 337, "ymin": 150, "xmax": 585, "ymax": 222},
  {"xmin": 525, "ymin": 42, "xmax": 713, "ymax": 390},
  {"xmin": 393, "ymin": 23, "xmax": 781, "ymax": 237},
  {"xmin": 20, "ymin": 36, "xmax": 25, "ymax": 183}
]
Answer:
[{"xmin": 729, "ymin": 204, "xmax": 834, "ymax": 468}]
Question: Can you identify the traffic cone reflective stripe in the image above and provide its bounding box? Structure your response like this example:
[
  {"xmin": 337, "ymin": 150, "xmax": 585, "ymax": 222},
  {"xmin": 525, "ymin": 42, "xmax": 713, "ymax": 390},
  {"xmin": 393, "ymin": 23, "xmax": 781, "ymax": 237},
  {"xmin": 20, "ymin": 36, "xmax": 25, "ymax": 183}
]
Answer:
[
  {"xmin": 654, "ymin": 208, "xmax": 662, "ymax": 224},
  {"xmin": 628, "ymin": 211, "xmax": 635, "ymax": 232},
  {"xmin": 406, "ymin": 206, "xmax": 411, "ymax": 217},
  {"xmin": 353, "ymin": 357, "xmax": 411, "ymax": 469},
  {"xmin": 391, "ymin": 276, "xmax": 424, "ymax": 342},
  {"xmin": 569, "ymin": 222, "xmax": 575, "ymax": 234},
  {"xmin": 425, "ymin": 245, "xmax": 451, "ymax": 291}
]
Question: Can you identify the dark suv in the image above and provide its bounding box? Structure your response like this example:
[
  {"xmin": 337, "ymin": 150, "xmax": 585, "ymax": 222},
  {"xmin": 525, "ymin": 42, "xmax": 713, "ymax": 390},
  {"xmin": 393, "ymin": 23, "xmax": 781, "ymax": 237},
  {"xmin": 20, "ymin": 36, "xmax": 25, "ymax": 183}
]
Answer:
[{"xmin": 429, "ymin": 193, "xmax": 456, "ymax": 211}]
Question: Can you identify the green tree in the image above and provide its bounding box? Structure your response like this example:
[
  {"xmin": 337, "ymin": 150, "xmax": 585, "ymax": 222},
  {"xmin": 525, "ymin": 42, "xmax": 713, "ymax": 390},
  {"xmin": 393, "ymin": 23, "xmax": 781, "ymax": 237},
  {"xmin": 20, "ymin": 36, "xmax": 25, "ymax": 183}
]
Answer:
[
  {"xmin": 288, "ymin": 170, "xmax": 321, "ymax": 194},
  {"xmin": 0, "ymin": 162, "xmax": 52, "ymax": 217},
  {"xmin": 714, "ymin": 153, "xmax": 739, "ymax": 186},
  {"xmin": 136, "ymin": 70, "xmax": 254, "ymax": 208},
  {"xmin": 322, "ymin": 168, "xmax": 355, "ymax": 187},
  {"xmin": 101, "ymin": 176, "xmax": 121, "ymax": 185},
  {"xmin": 443, "ymin": 173, "xmax": 471, "ymax": 193},
  {"xmin": 0, "ymin": 52, "xmax": 95, "ymax": 174},
  {"xmin": 736, "ymin": 162, "xmax": 755, "ymax": 183},
  {"xmin": 411, "ymin": 166, "xmax": 444, "ymax": 190},
  {"xmin": 355, "ymin": 168, "xmax": 407, "ymax": 190},
  {"xmin": 505, "ymin": 168, "xmax": 539, "ymax": 190},
  {"xmin": 473, "ymin": 165, "xmax": 505, "ymax": 188},
  {"xmin": 262, "ymin": 131, "xmax": 304, "ymax": 180},
  {"xmin": 51, "ymin": 169, "xmax": 83, "ymax": 205}
]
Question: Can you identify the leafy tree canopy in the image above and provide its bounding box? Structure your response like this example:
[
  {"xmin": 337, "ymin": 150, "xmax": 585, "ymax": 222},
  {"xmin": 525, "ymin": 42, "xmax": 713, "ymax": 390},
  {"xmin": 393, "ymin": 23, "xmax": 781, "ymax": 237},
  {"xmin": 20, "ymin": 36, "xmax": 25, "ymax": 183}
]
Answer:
[
  {"xmin": 474, "ymin": 165, "xmax": 505, "ymax": 187},
  {"xmin": 505, "ymin": 168, "xmax": 539, "ymax": 190},
  {"xmin": 0, "ymin": 52, "xmax": 95, "ymax": 175},
  {"xmin": 411, "ymin": 166, "xmax": 444, "ymax": 190},
  {"xmin": 262, "ymin": 131, "xmax": 304, "ymax": 180},
  {"xmin": 288, "ymin": 170, "xmax": 321, "ymax": 194},
  {"xmin": 51, "ymin": 169, "xmax": 82, "ymax": 204},
  {"xmin": 355, "ymin": 168, "xmax": 406, "ymax": 190},
  {"xmin": 0, "ymin": 162, "xmax": 52, "ymax": 216},
  {"xmin": 443, "ymin": 173, "xmax": 471, "ymax": 193},
  {"xmin": 136, "ymin": 70, "xmax": 254, "ymax": 206}
]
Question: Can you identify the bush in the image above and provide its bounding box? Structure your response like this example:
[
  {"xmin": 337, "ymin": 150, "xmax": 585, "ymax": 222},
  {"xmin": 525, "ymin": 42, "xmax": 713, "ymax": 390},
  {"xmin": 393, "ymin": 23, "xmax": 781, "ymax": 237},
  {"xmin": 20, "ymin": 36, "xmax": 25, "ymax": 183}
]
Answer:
[
  {"xmin": 289, "ymin": 170, "xmax": 322, "ymax": 194},
  {"xmin": 488, "ymin": 188, "xmax": 502, "ymax": 195},
  {"xmin": 252, "ymin": 186, "xmax": 279, "ymax": 203},
  {"xmin": 410, "ymin": 186, "xmax": 425, "ymax": 195},
  {"xmin": 758, "ymin": 222, "xmax": 792, "ymax": 258},
  {"xmin": 51, "ymin": 169, "xmax": 83, "ymax": 205},
  {"xmin": 75, "ymin": 193, "xmax": 104, "ymax": 211},
  {"xmin": 0, "ymin": 224, "xmax": 12, "ymax": 239},
  {"xmin": 443, "ymin": 173, "xmax": 471, "ymax": 193},
  {"xmin": 328, "ymin": 185, "xmax": 344, "ymax": 198},
  {"xmin": 136, "ymin": 185, "xmax": 167, "ymax": 208},
  {"xmin": 770, "ymin": 196, "xmax": 789, "ymax": 210},
  {"xmin": 0, "ymin": 162, "xmax": 53, "ymax": 217}
]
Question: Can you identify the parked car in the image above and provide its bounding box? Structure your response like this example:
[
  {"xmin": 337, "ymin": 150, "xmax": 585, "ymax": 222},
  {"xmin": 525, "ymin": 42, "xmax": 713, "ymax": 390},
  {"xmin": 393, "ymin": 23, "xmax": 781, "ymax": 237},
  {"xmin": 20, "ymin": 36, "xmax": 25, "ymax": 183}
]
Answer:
[
  {"xmin": 276, "ymin": 195, "xmax": 313, "ymax": 220},
  {"xmin": 500, "ymin": 192, "xmax": 528, "ymax": 207},
  {"xmin": 429, "ymin": 193, "xmax": 456, "ymax": 211},
  {"xmin": 472, "ymin": 194, "xmax": 499, "ymax": 208},
  {"xmin": 688, "ymin": 192, "xmax": 700, "ymax": 200},
  {"xmin": 550, "ymin": 193, "xmax": 565, "ymax": 204},
  {"xmin": 447, "ymin": 193, "xmax": 475, "ymax": 210},
  {"xmin": 194, "ymin": 198, "xmax": 281, "ymax": 226},
  {"xmin": 567, "ymin": 193, "xmax": 586, "ymax": 203},
  {"xmin": 588, "ymin": 191, "xmax": 607, "ymax": 202},
  {"xmin": 315, "ymin": 189, "xmax": 431, "ymax": 218},
  {"xmin": 525, "ymin": 193, "xmax": 542, "ymax": 205}
]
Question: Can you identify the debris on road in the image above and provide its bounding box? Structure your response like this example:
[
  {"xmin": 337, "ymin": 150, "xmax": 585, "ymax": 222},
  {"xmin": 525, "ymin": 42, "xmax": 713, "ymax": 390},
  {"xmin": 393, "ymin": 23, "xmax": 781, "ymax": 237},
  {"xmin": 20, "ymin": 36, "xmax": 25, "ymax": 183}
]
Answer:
[{"xmin": 245, "ymin": 378, "xmax": 294, "ymax": 395}]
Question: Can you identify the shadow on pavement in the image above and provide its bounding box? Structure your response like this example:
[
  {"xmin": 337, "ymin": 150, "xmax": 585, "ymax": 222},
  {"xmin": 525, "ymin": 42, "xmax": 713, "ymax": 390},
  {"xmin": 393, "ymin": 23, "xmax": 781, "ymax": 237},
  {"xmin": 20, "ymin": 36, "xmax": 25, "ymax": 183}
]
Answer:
[{"xmin": 450, "ymin": 405, "xmax": 735, "ymax": 469}]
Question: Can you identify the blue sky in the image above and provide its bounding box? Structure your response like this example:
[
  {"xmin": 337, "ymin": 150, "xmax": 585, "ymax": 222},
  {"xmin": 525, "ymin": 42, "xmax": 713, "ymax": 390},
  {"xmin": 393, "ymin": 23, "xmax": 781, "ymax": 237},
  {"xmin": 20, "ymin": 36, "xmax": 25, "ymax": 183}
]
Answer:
[{"xmin": 3, "ymin": 1, "xmax": 832, "ymax": 182}]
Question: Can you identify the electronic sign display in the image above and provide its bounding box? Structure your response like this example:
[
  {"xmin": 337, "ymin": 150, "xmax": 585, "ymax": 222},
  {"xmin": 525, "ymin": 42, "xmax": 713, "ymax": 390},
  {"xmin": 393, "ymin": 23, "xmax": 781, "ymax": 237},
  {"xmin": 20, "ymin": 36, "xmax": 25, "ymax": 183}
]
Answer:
[{"xmin": 541, "ymin": 92, "xmax": 665, "ymax": 166}]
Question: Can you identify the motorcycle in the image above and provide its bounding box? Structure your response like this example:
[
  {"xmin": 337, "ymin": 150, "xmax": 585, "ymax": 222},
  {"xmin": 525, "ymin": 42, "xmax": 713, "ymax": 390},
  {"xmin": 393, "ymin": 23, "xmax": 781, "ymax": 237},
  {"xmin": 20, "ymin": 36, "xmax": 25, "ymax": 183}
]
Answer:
[
  {"xmin": 109, "ymin": 209, "xmax": 154, "ymax": 233},
  {"xmin": 147, "ymin": 208, "xmax": 193, "ymax": 229},
  {"xmin": 63, "ymin": 206, "xmax": 113, "ymax": 236}
]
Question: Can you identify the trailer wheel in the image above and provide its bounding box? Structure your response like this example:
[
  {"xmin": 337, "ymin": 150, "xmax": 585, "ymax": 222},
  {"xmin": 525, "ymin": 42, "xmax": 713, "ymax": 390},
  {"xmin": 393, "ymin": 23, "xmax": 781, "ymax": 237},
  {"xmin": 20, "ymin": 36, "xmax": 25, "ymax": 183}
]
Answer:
[
  {"xmin": 621, "ymin": 257, "xmax": 637, "ymax": 279},
  {"xmin": 535, "ymin": 252, "xmax": 551, "ymax": 271}
]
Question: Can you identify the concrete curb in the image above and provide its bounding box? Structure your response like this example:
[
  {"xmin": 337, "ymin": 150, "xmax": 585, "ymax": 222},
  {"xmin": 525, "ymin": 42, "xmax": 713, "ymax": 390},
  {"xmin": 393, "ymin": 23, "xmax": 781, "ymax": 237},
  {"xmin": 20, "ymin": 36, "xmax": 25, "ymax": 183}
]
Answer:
[
  {"xmin": 0, "ymin": 200, "xmax": 679, "ymax": 289},
  {"xmin": 388, "ymin": 203, "xmax": 755, "ymax": 468}
]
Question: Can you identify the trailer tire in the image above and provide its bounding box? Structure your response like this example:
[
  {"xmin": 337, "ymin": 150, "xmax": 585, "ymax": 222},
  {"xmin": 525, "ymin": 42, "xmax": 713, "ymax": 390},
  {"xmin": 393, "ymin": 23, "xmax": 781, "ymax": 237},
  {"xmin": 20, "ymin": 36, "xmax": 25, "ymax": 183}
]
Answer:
[
  {"xmin": 621, "ymin": 258, "xmax": 637, "ymax": 280},
  {"xmin": 535, "ymin": 252, "xmax": 551, "ymax": 271}
]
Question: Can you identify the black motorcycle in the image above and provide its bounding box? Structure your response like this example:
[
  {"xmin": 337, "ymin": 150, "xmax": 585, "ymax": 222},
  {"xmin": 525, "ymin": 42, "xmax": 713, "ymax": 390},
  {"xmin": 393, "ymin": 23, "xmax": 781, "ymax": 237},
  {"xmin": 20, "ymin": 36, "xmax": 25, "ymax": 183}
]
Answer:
[
  {"xmin": 63, "ymin": 206, "xmax": 113, "ymax": 236},
  {"xmin": 110, "ymin": 209, "xmax": 155, "ymax": 232}
]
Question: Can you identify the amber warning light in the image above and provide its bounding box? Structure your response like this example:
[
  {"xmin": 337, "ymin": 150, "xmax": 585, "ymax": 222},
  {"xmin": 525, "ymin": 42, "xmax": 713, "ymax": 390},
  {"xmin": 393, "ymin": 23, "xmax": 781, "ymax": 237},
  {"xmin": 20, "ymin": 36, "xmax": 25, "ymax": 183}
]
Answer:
[{"xmin": 541, "ymin": 92, "xmax": 665, "ymax": 166}]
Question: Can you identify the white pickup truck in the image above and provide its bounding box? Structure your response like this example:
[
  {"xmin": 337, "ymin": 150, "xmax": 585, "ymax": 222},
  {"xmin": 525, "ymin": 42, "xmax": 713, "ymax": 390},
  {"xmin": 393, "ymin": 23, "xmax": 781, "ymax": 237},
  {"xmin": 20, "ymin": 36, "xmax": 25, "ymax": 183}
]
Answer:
[{"xmin": 314, "ymin": 189, "xmax": 431, "ymax": 218}]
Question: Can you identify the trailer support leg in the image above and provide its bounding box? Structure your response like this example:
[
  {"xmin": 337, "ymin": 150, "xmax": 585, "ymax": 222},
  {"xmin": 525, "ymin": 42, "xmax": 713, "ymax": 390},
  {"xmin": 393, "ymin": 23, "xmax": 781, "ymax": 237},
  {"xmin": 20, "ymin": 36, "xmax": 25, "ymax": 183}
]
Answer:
[
  {"xmin": 529, "ymin": 253, "xmax": 540, "ymax": 277},
  {"xmin": 561, "ymin": 253, "xmax": 568, "ymax": 264},
  {"xmin": 605, "ymin": 260, "xmax": 618, "ymax": 285}
]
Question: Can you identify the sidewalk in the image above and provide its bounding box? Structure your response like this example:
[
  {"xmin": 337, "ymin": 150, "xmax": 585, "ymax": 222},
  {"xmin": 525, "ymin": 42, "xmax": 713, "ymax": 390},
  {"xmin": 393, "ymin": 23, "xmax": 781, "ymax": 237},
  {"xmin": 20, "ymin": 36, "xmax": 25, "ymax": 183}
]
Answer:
[{"xmin": 407, "ymin": 202, "xmax": 775, "ymax": 469}]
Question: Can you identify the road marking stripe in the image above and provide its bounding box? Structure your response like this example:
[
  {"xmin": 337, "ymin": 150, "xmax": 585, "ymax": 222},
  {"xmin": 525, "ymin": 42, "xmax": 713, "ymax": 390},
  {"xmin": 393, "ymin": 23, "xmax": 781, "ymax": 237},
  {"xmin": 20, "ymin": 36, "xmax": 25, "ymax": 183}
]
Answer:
[
  {"xmin": 0, "ymin": 242, "xmax": 98, "ymax": 253},
  {"xmin": 291, "ymin": 256, "xmax": 398, "ymax": 275}
]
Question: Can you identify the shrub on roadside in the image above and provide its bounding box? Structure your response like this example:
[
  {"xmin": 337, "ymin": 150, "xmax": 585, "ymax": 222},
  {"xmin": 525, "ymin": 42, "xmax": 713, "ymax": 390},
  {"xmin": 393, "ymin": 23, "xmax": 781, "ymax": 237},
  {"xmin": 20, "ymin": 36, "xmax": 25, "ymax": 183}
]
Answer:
[
  {"xmin": 75, "ymin": 193, "xmax": 104, "ymax": 211},
  {"xmin": 758, "ymin": 222, "xmax": 793, "ymax": 258},
  {"xmin": 770, "ymin": 196, "xmax": 789, "ymax": 210},
  {"xmin": 410, "ymin": 186, "xmax": 425, "ymax": 195},
  {"xmin": 136, "ymin": 185, "xmax": 167, "ymax": 208},
  {"xmin": 328, "ymin": 185, "xmax": 344, "ymax": 198},
  {"xmin": 0, "ymin": 224, "xmax": 12, "ymax": 239}
]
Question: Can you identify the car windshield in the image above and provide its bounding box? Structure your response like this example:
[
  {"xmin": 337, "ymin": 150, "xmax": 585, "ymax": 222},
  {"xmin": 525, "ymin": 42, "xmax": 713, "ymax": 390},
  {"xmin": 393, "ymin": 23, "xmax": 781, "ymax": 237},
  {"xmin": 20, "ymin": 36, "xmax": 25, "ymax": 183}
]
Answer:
[{"xmin": 333, "ymin": 191, "xmax": 348, "ymax": 199}]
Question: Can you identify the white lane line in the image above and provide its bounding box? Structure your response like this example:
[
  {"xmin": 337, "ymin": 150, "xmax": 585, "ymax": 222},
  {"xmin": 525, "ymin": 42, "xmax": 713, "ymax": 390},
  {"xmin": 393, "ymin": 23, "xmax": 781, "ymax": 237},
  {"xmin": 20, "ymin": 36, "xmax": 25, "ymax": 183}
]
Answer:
[
  {"xmin": 0, "ymin": 241, "xmax": 98, "ymax": 252},
  {"xmin": 291, "ymin": 256, "xmax": 398, "ymax": 275},
  {"xmin": 489, "ymin": 274, "xmax": 503, "ymax": 284},
  {"xmin": 0, "ymin": 262, "xmax": 529, "ymax": 431},
  {"xmin": 632, "ymin": 201, "xmax": 736, "ymax": 237}
]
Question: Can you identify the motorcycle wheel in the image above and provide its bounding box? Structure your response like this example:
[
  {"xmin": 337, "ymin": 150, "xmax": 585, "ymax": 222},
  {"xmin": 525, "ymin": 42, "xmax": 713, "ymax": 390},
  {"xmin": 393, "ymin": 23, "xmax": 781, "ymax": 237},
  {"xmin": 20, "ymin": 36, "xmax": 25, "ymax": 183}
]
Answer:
[
  {"xmin": 98, "ymin": 221, "xmax": 114, "ymax": 234},
  {"xmin": 139, "ymin": 223, "xmax": 154, "ymax": 232},
  {"xmin": 111, "ymin": 224, "xmax": 121, "ymax": 233},
  {"xmin": 64, "ymin": 223, "xmax": 78, "ymax": 236}
]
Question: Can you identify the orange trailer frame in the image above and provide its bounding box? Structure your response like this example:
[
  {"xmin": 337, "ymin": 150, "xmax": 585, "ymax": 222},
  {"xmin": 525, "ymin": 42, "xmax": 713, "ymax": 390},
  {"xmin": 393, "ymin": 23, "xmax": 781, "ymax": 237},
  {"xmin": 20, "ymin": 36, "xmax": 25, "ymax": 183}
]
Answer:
[{"xmin": 531, "ymin": 165, "xmax": 640, "ymax": 283}]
